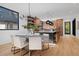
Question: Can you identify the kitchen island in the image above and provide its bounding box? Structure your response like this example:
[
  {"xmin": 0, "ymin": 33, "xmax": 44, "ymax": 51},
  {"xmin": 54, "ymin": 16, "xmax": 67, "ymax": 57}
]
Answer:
[{"xmin": 36, "ymin": 30, "xmax": 57, "ymax": 43}]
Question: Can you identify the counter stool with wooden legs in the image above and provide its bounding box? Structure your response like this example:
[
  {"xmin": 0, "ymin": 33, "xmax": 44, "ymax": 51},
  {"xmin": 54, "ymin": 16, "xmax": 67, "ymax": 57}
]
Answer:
[
  {"xmin": 41, "ymin": 35, "xmax": 49, "ymax": 51},
  {"xmin": 11, "ymin": 35, "xmax": 29, "ymax": 56}
]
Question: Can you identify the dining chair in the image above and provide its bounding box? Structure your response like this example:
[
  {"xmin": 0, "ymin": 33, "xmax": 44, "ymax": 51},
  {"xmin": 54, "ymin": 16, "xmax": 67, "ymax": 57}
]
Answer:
[
  {"xmin": 42, "ymin": 34, "xmax": 49, "ymax": 50},
  {"xmin": 29, "ymin": 35, "xmax": 42, "ymax": 56},
  {"xmin": 11, "ymin": 35, "xmax": 29, "ymax": 56}
]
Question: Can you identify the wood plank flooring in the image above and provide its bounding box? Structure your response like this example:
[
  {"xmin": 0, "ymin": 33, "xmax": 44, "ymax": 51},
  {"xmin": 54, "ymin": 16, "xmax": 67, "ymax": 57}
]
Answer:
[{"xmin": 0, "ymin": 36, "xmax": 79, "ymax": 56}]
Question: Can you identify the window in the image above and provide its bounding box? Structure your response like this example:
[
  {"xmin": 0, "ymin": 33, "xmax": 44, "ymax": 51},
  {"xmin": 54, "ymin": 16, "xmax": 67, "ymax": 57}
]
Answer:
[
  {"xmin": 0, "ymin": 24, "xmax": 6, "ymax": 29},
  {"xmin": 0, "ymin": 6, "xmax": 19, "ymax": 30}
]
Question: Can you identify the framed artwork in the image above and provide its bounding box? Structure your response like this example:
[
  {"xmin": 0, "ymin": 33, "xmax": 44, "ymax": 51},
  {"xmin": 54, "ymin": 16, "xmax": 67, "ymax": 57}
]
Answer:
[
  {"xmin": 0, "ymin": 6, "xmax": 19, "ymax": 30},
  {"xmin": 65, "ymin": 22, "xmax": 71, "ymax": 34}
]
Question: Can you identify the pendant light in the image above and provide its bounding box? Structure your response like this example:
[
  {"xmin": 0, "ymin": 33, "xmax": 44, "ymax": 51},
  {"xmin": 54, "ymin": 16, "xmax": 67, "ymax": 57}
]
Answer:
[
  {"xmin": 27, "ymin": 3, "xmax": 34, "ymax": 19},
  {"xmin": 28, "ymin": 3, "xmax": 31, "ymax": 16}
]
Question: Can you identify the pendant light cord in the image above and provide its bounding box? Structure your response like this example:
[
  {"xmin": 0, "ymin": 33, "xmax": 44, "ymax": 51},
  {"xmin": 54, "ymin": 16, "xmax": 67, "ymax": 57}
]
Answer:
[{"xmin": 28, "ymin": 3, "xmax": 31, "ymax": 16}]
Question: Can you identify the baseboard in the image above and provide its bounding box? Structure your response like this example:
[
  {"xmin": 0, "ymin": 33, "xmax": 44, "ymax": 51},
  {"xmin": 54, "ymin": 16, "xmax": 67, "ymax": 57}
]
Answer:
[{"xmin": 0, "ymin": 41, "xmax": 11, "ymax": 45}]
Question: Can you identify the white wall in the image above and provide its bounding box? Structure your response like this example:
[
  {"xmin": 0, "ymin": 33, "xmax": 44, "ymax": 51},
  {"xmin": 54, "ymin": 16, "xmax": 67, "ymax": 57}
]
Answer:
[
  {"xmin": 76, "ymin": 18, "xmax": 79, "ymax": 38},
  {"xmin": 0, "ymin": 18, "xmax": 27, "ymax": 45}
]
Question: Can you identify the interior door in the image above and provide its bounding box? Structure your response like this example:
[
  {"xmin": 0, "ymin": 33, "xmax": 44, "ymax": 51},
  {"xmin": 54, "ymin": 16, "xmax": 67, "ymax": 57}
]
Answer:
[{"xmin": 72, "ymin": 18, "xmax": 76, "ymax": 36}]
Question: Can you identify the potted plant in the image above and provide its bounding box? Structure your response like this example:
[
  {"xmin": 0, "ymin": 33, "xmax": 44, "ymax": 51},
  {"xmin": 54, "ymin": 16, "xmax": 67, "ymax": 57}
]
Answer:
[{"xmin": 22, "ymin": 23, "xmax": 39, "ymax": 32}]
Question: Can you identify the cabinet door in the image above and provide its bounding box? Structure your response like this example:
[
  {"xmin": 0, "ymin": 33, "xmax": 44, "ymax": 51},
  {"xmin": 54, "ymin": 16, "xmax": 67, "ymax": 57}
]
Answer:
[{"xmin": 29, "ymin": 36, "xmax": 42, "ymax": 50}]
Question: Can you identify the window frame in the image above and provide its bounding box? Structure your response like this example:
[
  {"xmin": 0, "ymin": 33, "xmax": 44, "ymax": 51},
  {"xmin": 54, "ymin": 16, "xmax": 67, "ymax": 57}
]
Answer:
[{"xmin": 0, "ymin": 6, "xmax": 19, "ymax": 30}]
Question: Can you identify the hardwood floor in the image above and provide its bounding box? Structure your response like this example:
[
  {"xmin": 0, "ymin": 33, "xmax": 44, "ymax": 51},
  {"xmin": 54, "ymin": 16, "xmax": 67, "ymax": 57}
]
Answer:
[
  {"xmin": 0, "ymin": 43, "xmax": 29, "ymax": 56},
  {"xmin": 0, "ymin": 36, "xmax": 79, "ymax": 56}
]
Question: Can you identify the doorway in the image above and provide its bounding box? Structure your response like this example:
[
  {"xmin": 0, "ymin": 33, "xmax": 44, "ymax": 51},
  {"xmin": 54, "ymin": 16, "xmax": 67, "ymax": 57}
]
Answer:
[{"xmin": 72, "ymin": 18, "xmax": 76, "ymax": 36}]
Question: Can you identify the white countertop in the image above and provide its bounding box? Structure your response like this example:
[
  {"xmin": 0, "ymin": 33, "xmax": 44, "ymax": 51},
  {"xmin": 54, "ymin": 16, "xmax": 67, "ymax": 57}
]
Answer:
[{"xmin": 37, "ymin": 30, "xmax": 56, "ymax": 33}]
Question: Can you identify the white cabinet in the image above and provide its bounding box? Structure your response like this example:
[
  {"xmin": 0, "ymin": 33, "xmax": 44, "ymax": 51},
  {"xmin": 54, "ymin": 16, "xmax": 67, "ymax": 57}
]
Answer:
[{"xmin": 29, "ymin": 36, "xmax": 42, "ymax": 50}]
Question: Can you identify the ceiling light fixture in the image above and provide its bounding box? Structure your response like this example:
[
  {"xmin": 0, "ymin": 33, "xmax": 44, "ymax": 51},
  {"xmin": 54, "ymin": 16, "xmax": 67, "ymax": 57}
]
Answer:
[
  {"xmin": 27, "ymin": 3, "xmax": 35, "ymax": 19},
  {"xmin": 28, "ymin": 3, "xmax": 31, "ymax": 16}
]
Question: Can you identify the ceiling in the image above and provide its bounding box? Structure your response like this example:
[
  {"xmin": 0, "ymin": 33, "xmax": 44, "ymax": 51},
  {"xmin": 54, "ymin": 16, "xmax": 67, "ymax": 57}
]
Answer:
[{"xmin": 0, "ymin": 3, "xmax": 79, "ymax": 19}]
